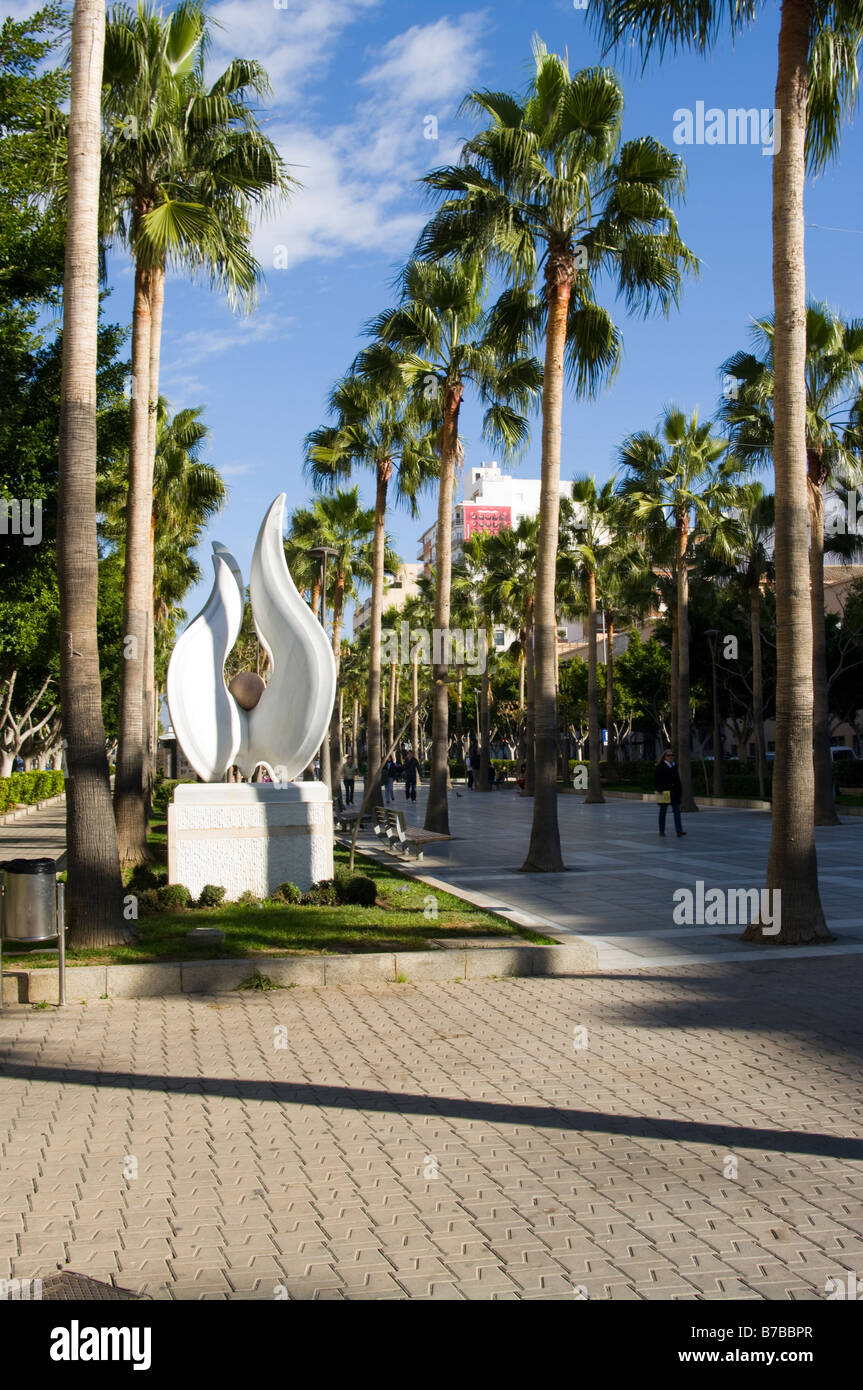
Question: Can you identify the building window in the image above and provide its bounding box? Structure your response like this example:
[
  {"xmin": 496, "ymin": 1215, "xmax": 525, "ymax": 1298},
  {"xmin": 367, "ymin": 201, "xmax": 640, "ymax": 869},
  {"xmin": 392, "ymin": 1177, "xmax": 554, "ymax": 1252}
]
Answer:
[{"xmin": 493, "ymin": 630, "xmax": 505, "ymax": 648}]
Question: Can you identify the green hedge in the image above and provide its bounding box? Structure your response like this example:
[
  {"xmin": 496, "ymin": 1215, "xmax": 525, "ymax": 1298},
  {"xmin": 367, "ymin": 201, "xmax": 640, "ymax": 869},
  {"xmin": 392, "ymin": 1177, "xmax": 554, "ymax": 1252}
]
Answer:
[{"xmin": 0, "ymin": 769, "xmax": 64, "ymax": 816}]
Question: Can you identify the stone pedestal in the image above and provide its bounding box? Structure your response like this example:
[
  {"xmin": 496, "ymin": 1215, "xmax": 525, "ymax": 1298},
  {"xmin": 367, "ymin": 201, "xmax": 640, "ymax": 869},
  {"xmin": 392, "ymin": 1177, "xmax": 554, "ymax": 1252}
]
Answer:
[{"xmin": 168, "ymin": 783, "xmax": 333, "ymax": 901}]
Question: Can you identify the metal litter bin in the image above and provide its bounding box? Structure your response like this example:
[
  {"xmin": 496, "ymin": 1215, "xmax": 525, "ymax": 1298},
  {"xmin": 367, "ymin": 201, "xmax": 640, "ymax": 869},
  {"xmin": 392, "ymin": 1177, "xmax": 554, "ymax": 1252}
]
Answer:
[{"xmin": 0, "ymin": 858, "xmax": 59, "ymax": 942}]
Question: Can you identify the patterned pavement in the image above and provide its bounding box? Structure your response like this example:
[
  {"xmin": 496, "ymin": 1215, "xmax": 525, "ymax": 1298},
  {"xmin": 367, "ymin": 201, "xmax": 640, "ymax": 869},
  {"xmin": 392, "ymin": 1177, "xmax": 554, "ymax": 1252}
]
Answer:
[{"xmin": 2, "ymin": 955, "xmax": 862, "ymax": 1300}]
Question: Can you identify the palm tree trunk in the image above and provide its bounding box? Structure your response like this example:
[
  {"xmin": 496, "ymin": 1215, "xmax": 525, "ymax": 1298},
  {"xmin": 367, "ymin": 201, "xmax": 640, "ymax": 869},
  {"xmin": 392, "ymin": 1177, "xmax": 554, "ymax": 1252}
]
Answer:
[
  {"xmin": 352, "ymin": 697, "xmax": 359, "ymax": 759},
  {"xmin": 455, "ymin": 665, "xmax": 463, "ymax": 744},
  {"xmin": 58, "ymin": 0, "xmax": 126, "ymax": 947},
  {"xmin": 411, "ymin": 651, "xmax": 419, "ymax": 755},
  {"xmin": 388, "ymin": 658, "xmax": 396, "ymax": 750},
  {"xmin": 675, "ymin": 510, "xmax": 697, "ymax": 813},
  {"xmin": 425, "ymin": 380, "xmax": 463, "ymax": 835},
  {"xmin": 750, "ymin": 581, "xmax": 767, "ymax": 802},
  {"xmin": 366, "ymin": 462, "xmax": 390, "ymax": 803},
  {"xmin": 605, "ymin": 614, "xmax": 616, "ymax": 765},
  {"xmin": 807, "ymin": 475, "xmax": 840, "ymax": 825},
  {"xmin": 477, "ymin": 622, "xmax": 492, "ymax": 793},
  {"xmin": 523, "ymin": 256, "xmax": 569, "ymax": 871},
  {"xmin": 518, "ymin": 648, "xmax": 525, "ymax": 710},
  {"xmin": 585, "ymin": 570, "xmax": 605, "ymax": 803},
  {"xmin": 113, "ymin": 245, "xmax": 155, "ymax": 865},
  {"xmin": 524, "ymin": 603, "xmax": 536, "ymax": 798},
  {"xmin": 329, "ymin": 573, "xmax": 345, "ymax": 780},
  {"xmin": 756, "ymin": 0, "xmax": 829, "ymax": 941},
  {"xmin": 670, "ymin": 603, "xmax": 678, "ymax": 753},
  {"xmin": 142, "ymin": 262, "xmax": 165, "ymax": 814}
]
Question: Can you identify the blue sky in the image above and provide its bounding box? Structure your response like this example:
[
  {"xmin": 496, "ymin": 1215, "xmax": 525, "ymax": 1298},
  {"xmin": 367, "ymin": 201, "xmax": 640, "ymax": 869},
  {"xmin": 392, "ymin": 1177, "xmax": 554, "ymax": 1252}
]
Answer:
[{"xmin": 6, "ymin": 0, "xmax": 863, "ymax": 624}]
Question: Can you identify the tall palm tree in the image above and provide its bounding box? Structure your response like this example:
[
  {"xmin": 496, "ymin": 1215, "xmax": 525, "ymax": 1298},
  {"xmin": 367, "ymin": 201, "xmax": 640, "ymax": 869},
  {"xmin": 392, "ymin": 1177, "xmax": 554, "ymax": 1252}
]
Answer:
[
  {"xmin": 101, "ymin": 0, "xmax": 292, "ymax": 862},
  {"xmin": 619, "ymin": 408, "xmax": 742, "ymax": 812},
  {"xmin": 561, "ymin": 478, "xmax": 621, "ymax": 803},
  {"xmin": 589, "ymin": 0, "xmax": 863, "ymax": 944},
  {"xmin": 58, "ymin": 0, "xmax": 127, "ymax": 948},
  {"xmin": 729, "ymin": 484, "xmax": 775, "ymax": 802},
  {"xmin": 305, "ymin": 372, "xmax": 438, "ymax": 801},
  {"xmin": 419, "ymin": 38, "xmax": 695, "ymax": 870},
  {"xmin": 720, "ymin": 306, "xmax": 863, "ymax": 824},
  {"xmin": 481, "ymin": 517, "xmax": 541, "ymax": 795},
  {"xmin": 286, "ymin": 489, "xmax": 384, "ymax": 770},
  {"xmin": 363, "ymin": 258, "xmax": 542, "ymax": 834}
]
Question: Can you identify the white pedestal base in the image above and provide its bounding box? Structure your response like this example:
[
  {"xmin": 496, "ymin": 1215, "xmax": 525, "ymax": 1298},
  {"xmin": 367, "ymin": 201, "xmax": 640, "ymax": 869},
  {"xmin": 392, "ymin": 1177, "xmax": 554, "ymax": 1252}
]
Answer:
[{"xmin": 168, "ymin": 783, "xmax": 333, "ymax": 901}]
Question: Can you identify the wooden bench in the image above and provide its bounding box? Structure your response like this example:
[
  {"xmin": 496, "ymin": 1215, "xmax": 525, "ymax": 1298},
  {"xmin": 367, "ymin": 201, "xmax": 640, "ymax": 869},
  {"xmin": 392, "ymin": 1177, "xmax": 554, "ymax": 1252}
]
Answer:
[
  {"xmin": 333, "ymin": 791, "xmax": 370, "ymax": 833},
  {"xmin": 373, "ymin": 807, "xmax": 450, "ymax": 860}
]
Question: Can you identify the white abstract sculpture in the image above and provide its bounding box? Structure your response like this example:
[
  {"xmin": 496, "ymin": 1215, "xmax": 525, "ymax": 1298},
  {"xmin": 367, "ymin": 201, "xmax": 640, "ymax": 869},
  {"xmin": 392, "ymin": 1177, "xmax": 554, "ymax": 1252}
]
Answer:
[{"xmin": 166, "ymin": 493, "xmax": 336, "ymax": 782}]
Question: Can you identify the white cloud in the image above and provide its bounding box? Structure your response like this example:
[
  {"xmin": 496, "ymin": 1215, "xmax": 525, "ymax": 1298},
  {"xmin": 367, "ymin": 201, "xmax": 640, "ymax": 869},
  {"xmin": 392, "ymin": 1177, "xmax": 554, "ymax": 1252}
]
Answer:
[
  {"xmin": 209, "ymin": 0, "xmax": 384, "ymax": 105},
  {"xmin": 360, "ymin": 13, "xmax": 489, "ymax": 108},
  {"xmin": 165, "ymin": 311, "xmax": 295, "ymax": 366},
  {"xmin": 253, "ymin": 13, "xmax": 489, "ymax": 268}
]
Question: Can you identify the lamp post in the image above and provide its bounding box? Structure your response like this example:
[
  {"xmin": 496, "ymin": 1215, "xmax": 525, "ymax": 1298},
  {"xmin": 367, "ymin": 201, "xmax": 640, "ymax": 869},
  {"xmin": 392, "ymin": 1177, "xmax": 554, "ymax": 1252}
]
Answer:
[
  {"xmin": 705, "ymin": 629, "xmax": 723, "ymax": 798},
  {"xmin": 309, "ymin": 546, "xmax": 339, "ymax": 793}
]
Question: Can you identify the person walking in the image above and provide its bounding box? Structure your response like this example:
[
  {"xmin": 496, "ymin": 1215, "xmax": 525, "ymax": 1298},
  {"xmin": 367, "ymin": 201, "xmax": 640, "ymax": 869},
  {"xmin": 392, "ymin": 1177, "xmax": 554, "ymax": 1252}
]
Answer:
[
  {"xmin": 403, "ymin": 751, "xmax": 420, "ymax": 801},
  {"xmin": 382, "ymin": 756, "xmax": 396, "ymax": 804},
  {"xmin": 341, "ymin": 755, "xmax": 357, "ymax": 805},
  {"xmin": 470, "ymin": 747, "xmax": 481, "ymax": 790},
  {"xmin": 654, "ymin": 748, "xmax": 686, "ymax": 838}
]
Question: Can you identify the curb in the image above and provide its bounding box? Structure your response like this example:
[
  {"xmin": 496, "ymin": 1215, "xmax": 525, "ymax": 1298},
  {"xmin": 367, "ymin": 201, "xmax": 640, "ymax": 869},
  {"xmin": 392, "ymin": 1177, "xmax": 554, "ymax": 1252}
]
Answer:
[
  {"xmin": 1, "ymin": 940, "xmax": 598, "ymax": 1005},
  {"xmin": 0, "ymin": 792, "xmax": 65, "ymax": 828}
]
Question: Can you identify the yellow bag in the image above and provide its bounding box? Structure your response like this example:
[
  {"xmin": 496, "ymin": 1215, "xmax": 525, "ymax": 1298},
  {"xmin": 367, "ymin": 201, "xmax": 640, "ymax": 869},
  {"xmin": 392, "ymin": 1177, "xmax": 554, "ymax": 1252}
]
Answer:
[{"xmin": 657, "ymin": 790, "xmax": 671, "ymax": 804}]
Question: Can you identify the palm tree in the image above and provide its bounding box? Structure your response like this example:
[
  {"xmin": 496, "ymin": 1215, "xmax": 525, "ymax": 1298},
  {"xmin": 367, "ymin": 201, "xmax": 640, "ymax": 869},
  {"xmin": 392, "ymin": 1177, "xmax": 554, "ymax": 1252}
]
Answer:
[
  {"xmin": 58, "ymin": 0, "xmax": 126, "ymax": 947},
  {"xmin": 456, "ymin": 535, "xmax": 497, "ymax": 792},
  {"xmin": 561, "ymin": 479, "xmax": 621, "ymax": 803},
  {"xmin": 101, "ymin": 0, "xmax": 292, "ymax": 862},
  {"xmin": 481, "ymin": 517, "xmax": 541, "ymax": 795},
  {"xmin": 363, "ymin": 258, "xmax": 541, "ymax": 834},
  {"xmin": 305, "ymin": 372, "xmax": 438, "ymax": 801},
  {"xmin": 730, "ymin": 484, "xmax": 775, "ymax": 803},
  {"xmin": 419, "ymin": 38, "xmax": 695, "ymax": 870},
  {"xmin": 102, "ymin": 398, "xmax": 226, "ymax": 747},
  {"xmin": 720, "ymin": 306, "xmax": 863, "ymax": 824},
  {"xmin": 589, "ymin": 0, "xmax": 863, "ymax": 944},
  {"xmin": 286, "ymin": 489, "xmax": 382, "ymax": 770},
  {"xmin": 619, "ymin": 408, "xmax": 742, "ymax": 812}
]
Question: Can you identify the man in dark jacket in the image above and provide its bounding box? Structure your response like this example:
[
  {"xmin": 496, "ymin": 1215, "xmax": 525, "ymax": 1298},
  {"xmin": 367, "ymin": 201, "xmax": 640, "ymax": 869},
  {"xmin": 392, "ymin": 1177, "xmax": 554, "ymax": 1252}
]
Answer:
[
  {"xmin": 403, "ymin": 752, "xmax": 420, "ymax": 801},
  {"xmin": 654, "ymin": 748, "xmax": 686, "ymax": 838}
]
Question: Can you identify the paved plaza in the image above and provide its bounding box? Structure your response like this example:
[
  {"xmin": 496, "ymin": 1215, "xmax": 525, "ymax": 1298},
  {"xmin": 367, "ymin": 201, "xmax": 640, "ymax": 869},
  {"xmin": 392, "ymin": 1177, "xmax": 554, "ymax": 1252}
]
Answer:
[
  {"xmin": 377, "ymin": 785, "xmax": 863, "ymax": 969},
  {"xmin": 1, "ymin": 791, "xmax": 862, "ymax": 1301}
]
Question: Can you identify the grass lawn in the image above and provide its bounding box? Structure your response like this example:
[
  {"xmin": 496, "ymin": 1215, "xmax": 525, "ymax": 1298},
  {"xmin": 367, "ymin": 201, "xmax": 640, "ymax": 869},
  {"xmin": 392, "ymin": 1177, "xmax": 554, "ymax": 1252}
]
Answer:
[{"xmin": 9, "ymin": 832, "xmax": 551, "ymax": 968}]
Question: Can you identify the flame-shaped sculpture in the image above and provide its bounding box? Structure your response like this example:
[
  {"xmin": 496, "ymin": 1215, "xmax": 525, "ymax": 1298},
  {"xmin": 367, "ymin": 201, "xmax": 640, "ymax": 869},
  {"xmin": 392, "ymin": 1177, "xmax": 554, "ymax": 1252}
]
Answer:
[{"xmin": 166, "ymin": 494, "xmax": 336, "ymax": 782}]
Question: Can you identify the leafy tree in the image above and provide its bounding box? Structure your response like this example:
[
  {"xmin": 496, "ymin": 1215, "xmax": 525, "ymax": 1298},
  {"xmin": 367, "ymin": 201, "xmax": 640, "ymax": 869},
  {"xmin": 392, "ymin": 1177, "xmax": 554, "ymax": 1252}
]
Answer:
[{"xmin": 419, "ymin": 37, "xmax": 695, "ymax": 870}]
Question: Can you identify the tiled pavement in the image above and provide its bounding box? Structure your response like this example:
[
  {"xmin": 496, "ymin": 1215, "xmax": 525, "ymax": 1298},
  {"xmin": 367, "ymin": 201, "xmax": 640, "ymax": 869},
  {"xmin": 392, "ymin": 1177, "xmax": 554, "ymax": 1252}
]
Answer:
[
  {"xmin": 2, "ymin": 957, "xmax": 862, "ymax": 1300},
  {"xmin": 373, "ymin": 785, "xmax": 863, "ymax": 969}
]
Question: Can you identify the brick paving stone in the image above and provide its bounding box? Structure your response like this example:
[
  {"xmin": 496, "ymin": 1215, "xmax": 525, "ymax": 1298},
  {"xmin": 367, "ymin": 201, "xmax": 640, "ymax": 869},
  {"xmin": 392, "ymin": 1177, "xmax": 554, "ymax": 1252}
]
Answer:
[{"xmin": 3, "ymin": 954, "xmax": 863, "ymax": 1300}]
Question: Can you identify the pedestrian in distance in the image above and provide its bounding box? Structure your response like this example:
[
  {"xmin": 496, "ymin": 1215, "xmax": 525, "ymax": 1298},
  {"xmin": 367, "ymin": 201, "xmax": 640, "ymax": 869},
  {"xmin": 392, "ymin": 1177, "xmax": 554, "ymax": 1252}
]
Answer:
[
  {"xmin": 341, "ymin": 755, "xmax": 357, "ymax": 805},
  {"xmin": 403, "ymin": 751, "xmax": 420, "ymax": 801},
  {"xmin": 470, "ymin": 747, "xmax": 481, "ymax": 789},
  {"xmin": 382, "ymin": 756, "xmax": 396, "ymax": 804},
  {"xmin": 654, "ymin": 748, "xmax": 686, "ymax": 838}
]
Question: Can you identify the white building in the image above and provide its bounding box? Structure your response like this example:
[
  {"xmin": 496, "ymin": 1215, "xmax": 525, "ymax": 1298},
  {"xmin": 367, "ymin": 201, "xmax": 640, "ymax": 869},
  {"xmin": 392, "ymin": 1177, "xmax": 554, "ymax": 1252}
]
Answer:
[
  {"xmin": 353, "ymin": 562, "xmax": 423, "ymax": 637},
  {"xmin": 419, "ymin": 464, "xmax": 580, "ymax": 650}
]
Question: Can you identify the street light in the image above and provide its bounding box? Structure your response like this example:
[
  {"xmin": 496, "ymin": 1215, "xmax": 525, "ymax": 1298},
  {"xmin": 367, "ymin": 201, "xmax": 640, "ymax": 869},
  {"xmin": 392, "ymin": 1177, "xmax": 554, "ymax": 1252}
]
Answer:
[
  {"xmin": 705, "ymin": 629, "xmax": 723, "ymax": 798},
  {"xmin": 308, "ymin": 545, "xmax": 339, "ymax": 794}
]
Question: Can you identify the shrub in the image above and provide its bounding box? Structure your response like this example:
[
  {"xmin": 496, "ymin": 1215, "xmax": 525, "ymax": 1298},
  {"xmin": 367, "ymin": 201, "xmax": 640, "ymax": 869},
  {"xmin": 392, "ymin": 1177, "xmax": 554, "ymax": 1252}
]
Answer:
[
  {"xmin": 237, "ymin": 888, "xmax": 261, "ymax": 906},
  {"xmin": 127, "ymin": 864, "xmax": 164, "ymax": 893},
  {"xmin": 300, "ymin": 879, "xmax": 339, "ymax": 906},
  {"xmin": 157, "ymin": 883, "xmax": 191, "ymax": 911},
  {"xmin": 271, "ymin": 881, "xmax": 302, "ymax": 905},
  {"xmin": 198, "ymin": 884, "xmax": 226, "ymax": 909},
  {"xmin": 137, "ymin": 888, "xmax": 162, "ymax": 917},
  {"xmin": 0, "ymin": 770, "xmax": 66, "ymax": 814},
  {"xmin": 336, "ymin": 872, "xmax": 377, "ymax": 907}
]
